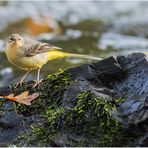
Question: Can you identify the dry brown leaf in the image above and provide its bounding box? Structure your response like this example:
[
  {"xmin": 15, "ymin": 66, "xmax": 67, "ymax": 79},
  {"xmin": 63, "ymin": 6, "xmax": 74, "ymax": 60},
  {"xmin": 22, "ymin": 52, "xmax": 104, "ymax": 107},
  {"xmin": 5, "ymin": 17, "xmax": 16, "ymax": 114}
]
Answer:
[
  {"xmin": 25, "ymin": 17, "xmax": 61, "ymax": 36},
  {"xmin": 0, "ymin": 91, "xmax": 39, "ymax": 105}
]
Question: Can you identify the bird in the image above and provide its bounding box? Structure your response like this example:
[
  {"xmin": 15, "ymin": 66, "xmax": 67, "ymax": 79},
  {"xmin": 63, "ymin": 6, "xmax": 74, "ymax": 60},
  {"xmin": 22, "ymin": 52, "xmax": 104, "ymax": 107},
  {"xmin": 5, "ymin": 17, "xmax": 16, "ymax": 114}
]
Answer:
[{"xmin": 6, "ymin": 33, "xmax": 102, "ymax": 87}]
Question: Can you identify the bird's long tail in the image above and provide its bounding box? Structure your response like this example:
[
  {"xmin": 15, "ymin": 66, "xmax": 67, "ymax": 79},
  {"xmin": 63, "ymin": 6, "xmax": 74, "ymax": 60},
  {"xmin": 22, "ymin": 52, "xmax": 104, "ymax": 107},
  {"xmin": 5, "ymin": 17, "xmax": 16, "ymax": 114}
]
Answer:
[
  {"xmin": 48, "ymin": 51, "xmax": 102, "ymax": 61},
  {"xmin": 67, "ymin": 53, "xmax": 102, "ymax": 60},
  {"xmin": 47, "ymin": 51, "xmax": 102, "ymax": 61}
]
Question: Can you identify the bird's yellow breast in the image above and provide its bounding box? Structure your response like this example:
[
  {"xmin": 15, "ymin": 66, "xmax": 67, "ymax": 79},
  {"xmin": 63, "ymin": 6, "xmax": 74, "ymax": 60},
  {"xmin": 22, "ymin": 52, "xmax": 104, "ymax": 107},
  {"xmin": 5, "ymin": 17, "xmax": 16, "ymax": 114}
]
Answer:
[
  {"xmin": 6, "ymin": 45, "xmax": 48, "ymax": 70},
  {"xmin": 6, "ymin": 45, "xmax": 69, "ymax": 70}
]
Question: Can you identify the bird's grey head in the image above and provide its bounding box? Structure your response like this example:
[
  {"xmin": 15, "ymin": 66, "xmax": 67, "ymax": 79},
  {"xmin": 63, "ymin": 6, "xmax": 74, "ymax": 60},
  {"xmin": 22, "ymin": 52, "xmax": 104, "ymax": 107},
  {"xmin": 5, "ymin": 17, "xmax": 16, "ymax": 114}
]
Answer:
[
  {"xmin": 9, "ymin": 34, "xmax": 23, "ymax": 43},
  {"xmin": 8, "ymin": 34, "xmax": 24, "ymax": 47}
]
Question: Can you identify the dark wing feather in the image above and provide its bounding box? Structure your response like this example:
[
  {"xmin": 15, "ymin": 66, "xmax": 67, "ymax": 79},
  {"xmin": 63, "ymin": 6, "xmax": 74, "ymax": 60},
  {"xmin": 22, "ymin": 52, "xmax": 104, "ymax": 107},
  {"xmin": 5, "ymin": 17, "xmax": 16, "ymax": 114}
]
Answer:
[
  {"xmin": 35, "ymin": 42, "xmax": 62, "ymax": 54},
  {"xmin": 23, "ymin": 38, "xmax": 61, "ymax": 57}
]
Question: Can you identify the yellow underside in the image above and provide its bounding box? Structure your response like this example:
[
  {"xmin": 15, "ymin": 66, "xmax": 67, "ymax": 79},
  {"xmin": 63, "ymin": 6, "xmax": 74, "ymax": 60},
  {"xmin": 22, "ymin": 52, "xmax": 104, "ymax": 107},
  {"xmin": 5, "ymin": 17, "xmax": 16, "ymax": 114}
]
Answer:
[
  {"xmin": 6, "ymin": 49, "xmax": 70, "ymax": 70},
  {"xmin": 47, "ymin": 50, "xmax": 70, "ymax": 62}
]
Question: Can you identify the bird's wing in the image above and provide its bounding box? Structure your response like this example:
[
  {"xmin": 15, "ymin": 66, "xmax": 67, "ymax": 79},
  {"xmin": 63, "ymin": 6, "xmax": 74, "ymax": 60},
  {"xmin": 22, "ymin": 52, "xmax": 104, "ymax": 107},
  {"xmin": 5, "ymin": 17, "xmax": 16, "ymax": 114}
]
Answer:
[{"xmin": 23, "ymin": 38, "xmax": 61, "ymax": 57}]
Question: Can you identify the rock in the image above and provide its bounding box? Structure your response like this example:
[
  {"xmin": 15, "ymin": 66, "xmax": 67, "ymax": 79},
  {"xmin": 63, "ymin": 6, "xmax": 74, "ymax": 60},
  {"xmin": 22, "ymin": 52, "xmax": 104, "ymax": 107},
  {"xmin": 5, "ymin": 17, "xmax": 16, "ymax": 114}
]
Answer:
[
  {"xmin": 0, "ymin": 111, "xmax": 23, "ymax": 146},
  {"xmin": 0, "ymin": 53, "xmax": 148, "ymax": 147},
  {"xmin": 115, "ymin": 53, "xmax": 148, "ymax": 126},
  {"xmin": 0, "ymin": 86, "xmax": 11, "ymax": 95}
]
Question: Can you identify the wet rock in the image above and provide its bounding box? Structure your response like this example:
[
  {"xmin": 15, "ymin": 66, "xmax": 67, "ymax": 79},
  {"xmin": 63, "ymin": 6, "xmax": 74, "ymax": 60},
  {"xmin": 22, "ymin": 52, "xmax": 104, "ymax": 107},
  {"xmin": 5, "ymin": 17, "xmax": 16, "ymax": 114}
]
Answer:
[
  {"xmin": 0, "ymin": 111, "xmax": 24, "ymax": 146},
  {"xmin": 0, "ymin": 53, "xmax": 147, "ymax": 146},
  {"xmin": 61, "ymin": 56, "xmax": 124, "ymax": 109},
  {"xmin": 0, "ymin": 86, "xmax": 11, "ymax": 95},
  {"xmin": 115, "ymin": 53, "xmax": 148, "ymax": 125},
  {"xmin": 138, "ymin": 132, "xmax": 148, "ymax": 146}
]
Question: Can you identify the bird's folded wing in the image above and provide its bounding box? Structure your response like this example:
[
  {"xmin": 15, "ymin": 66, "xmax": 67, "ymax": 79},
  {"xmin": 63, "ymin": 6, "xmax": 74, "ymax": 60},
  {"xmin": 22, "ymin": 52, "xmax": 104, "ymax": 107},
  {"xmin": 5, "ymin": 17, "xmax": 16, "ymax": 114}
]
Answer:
[{"xmin": 24, "ymin": 40, "xmax": 61, "ymax": 57}]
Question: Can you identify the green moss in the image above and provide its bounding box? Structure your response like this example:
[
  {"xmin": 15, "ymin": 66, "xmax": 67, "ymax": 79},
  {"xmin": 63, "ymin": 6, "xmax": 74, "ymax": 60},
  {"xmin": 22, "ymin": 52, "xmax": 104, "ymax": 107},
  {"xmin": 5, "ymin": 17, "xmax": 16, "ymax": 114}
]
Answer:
[
  {"xmin": 31, "ymin": 126, "xmax": 49, "ymax": 145},
  {"xmin": 0, "ymin": 99, "xmax": 4, "ymax": 114},
  {"xmin": 61, "ymin": 92, "xmax": 124, "ymax": 146},
  {"xmin": 31, "ymin": 91, "xmax": 124, "ymax": 146},
  {"xmin": 0, "ymin": 99, "xmax": 4, "ymax": 107},
  {"xmin": 13, "ymin": 69, "xmax": 72, "ymax": 115},
  {"xmin": 11, "ymin": 70, "xmax": 124, "ymax": 146}
]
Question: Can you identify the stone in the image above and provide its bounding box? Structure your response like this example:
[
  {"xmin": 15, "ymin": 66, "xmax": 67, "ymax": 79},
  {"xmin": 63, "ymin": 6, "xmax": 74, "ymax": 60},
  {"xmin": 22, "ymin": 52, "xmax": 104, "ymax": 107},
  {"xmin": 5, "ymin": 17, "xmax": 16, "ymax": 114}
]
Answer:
[{"xmin": 0, "ymin": 53, "xmax": 147, "ymax": 146}]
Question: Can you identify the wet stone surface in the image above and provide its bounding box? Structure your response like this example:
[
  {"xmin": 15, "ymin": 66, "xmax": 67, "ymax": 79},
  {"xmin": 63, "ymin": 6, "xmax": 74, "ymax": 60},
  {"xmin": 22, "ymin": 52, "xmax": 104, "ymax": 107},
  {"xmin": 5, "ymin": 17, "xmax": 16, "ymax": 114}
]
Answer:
[{"xmin": 0, "ymin": 53, "xmax": 147, "ymax": 146}]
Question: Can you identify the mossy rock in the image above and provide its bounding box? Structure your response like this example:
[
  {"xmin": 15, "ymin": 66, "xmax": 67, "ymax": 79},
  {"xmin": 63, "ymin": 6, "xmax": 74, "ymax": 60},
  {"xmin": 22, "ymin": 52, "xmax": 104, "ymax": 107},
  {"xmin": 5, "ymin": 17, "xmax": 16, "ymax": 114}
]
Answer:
[
  {"xmin": 1, "ymin": 54, "xmax": 147, "ymax": 146},
  {"xmin": 6, "ymin": 69, "xmax": 123, "ymax": 146}
]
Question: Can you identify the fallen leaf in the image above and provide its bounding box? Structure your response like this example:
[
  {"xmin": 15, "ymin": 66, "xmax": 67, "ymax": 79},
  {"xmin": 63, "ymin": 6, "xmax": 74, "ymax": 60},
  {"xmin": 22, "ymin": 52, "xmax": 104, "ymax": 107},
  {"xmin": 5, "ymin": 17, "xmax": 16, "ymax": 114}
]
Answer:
[{"xmin": 0, "ymin": 91, "xmax": 39, "ymax": 105}]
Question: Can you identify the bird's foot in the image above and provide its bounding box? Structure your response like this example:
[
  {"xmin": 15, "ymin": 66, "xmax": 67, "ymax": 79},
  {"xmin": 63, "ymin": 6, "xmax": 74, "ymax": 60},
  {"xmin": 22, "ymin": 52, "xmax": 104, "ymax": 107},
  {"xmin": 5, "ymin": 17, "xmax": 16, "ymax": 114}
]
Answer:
[
  {"xmin": 14, "ymin": 80, "xmax": 24, "ymax": 88},
  {"xmin": 33, "ymin": 79, "xmax": 43, "ymax": 88}
]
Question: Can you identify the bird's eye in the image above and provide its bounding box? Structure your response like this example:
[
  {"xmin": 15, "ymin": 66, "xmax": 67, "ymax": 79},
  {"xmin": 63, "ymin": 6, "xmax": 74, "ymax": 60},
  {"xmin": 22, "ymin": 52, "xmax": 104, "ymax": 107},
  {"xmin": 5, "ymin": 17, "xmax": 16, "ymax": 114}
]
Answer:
[
  {"xmin": 18, "ymin": 38, "xmax": 21, "ymax": 41},
  {"xmin": 9, "ymin": 37, "xmax": 13, "ymax": 42}
]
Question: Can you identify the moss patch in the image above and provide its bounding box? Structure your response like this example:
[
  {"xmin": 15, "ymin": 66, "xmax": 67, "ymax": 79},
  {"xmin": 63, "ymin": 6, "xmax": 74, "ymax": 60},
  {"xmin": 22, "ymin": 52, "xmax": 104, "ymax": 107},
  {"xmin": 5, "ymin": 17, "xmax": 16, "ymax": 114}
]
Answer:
[
  {"xmin": 12, "ymin": 69, "xmax": 72, "ymax": 116},
  {"xmin": 30, "ymin": 91, "xmax": 124, "ymax": 146},
  {"xmin": 9, "ymin": 70, "xmax": 124, "ymax": 146}
]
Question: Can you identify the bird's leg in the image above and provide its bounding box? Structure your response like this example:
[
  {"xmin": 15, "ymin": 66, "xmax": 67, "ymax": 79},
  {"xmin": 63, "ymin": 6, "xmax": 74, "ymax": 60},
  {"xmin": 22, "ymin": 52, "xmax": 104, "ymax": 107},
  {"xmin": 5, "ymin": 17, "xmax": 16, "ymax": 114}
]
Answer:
[
  {"xmin": 15, "ymin": 70, "xmax": 31, "ymax": 87},
  {"xmin": 33, "ymin": 68, "xmax": 41, "ymax": 88}
]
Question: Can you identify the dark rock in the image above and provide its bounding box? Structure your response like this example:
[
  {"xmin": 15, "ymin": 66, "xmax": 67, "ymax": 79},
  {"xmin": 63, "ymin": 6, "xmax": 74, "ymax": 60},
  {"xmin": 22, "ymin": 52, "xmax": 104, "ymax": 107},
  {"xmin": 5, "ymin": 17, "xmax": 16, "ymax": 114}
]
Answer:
[
  {"xmin": 115, "ymin": 53, "xmax": 148, "ymax": 126},
  {"xmin": 0, "ymin": 86, "xmax": 11, "ymax": 96},
  {"xmin": 138, "ymin": 132, "xmax": 148, "ymax": 146},
  {"xmin": 0, "ymin": 111, "xmax": 24, "ymax": 145},
  {"xmin": 0, "ymin": 53, "xmax": 147, "ymax": 147}
]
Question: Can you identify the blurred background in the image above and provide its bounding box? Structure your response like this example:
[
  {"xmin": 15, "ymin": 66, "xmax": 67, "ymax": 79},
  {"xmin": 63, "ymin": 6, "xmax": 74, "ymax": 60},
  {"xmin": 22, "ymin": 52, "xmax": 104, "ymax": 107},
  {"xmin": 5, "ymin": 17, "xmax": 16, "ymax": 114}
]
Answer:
[{"xmin": 0, "ymin": 1, "xmax": 148, "ymax": 87}]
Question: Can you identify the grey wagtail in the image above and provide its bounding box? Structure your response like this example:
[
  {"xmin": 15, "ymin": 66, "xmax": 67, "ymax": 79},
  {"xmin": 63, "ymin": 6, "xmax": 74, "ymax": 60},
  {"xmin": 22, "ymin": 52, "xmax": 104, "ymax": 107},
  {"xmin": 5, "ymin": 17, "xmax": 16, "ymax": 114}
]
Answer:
[{"xmin": 6, "ymin": 33, "xmax": 102, "ymax": 87}]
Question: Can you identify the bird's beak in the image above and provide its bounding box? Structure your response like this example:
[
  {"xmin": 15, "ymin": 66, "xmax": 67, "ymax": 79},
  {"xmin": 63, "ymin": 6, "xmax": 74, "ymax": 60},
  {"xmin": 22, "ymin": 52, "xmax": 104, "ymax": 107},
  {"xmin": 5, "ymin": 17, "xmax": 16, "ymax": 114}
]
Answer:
[
  {"xmin": 12, "ymin": 40, "xmax": 16, "ymax": 43},
  {"xmin": 9, "ymin": 39, "xmax": 16, "ymax": 44}
]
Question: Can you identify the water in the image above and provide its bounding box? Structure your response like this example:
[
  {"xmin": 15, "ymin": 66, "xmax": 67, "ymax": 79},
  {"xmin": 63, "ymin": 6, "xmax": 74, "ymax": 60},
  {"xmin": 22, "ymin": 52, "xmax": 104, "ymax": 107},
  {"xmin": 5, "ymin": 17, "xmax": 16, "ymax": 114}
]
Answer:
[{"xmin": 0, "ymin": 1, "xmax": 148, "ymax": 87}]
